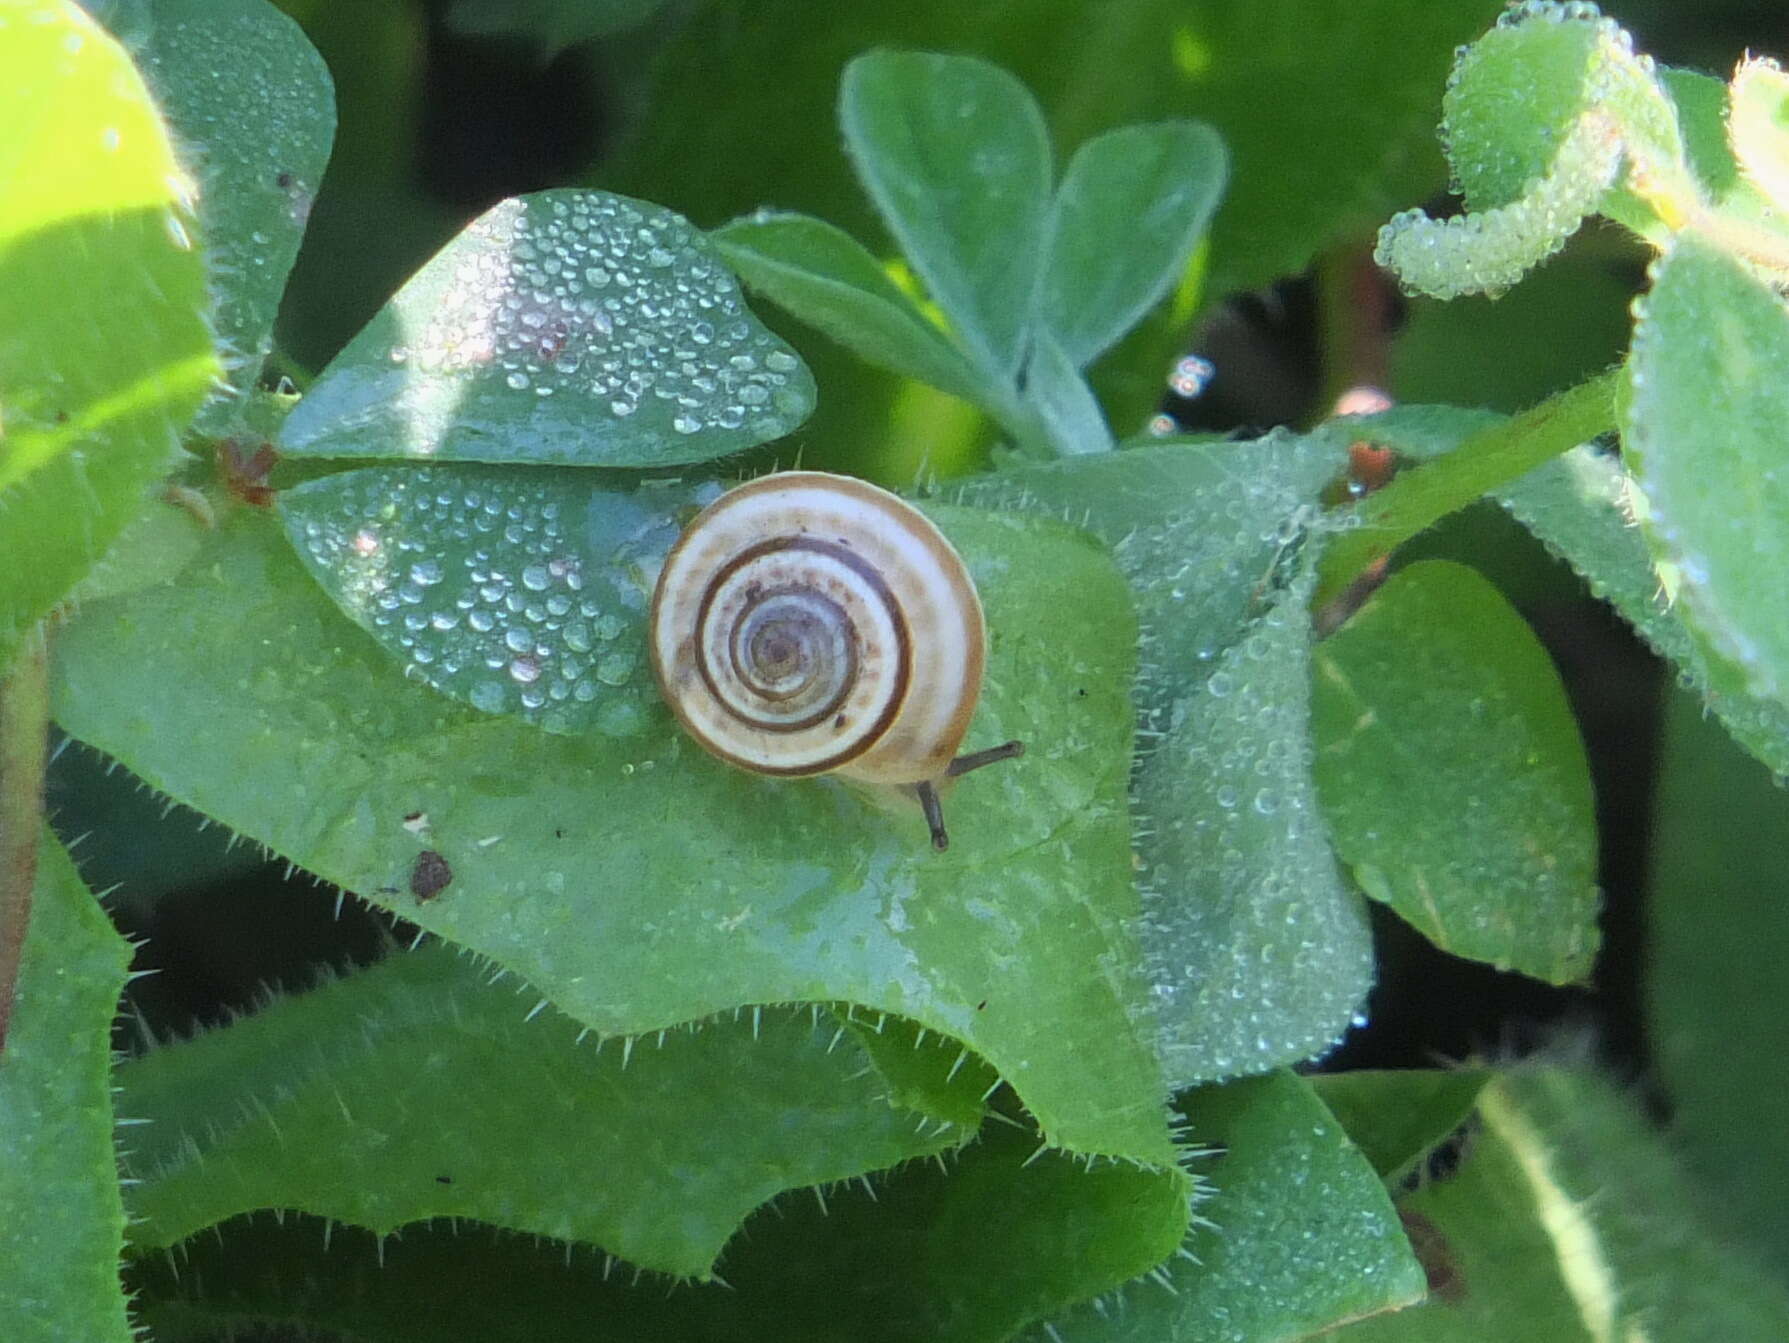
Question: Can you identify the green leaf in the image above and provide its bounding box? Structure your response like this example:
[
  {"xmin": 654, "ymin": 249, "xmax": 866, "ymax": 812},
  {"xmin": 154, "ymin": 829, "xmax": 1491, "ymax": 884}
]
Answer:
[
  {"xmin": 280, "ymin": 466, "xmax": 709, "ymax": 738},
  {"xmin": 1376, "ymin": 112, "xmax": 1621, "ymax": 299},
  {"xmin": 1664, "ymin": 66, "xmax": 1783, "ymax": 236},
  {"xmin": 838, "ymin": 1011, "xmax": 997, "ymax": 1131},
  {"xmin": 711, "ymin": 211, "xmax": 994, "ymax": 407},
  {"xmin": 130, "ymin": 1114, "xmax": 1189, "ymax": 1343},
  {"xmin": 1704, "ymin": 56, "xmax": 1789, "ymax": 208},
  {"xmin": 1332, "ymin": 1068, "xmax": 1789, "ymax": 1342},
  {"xmin": 1310, "ymin": 1069, "xmax": 1490, "ymax": 1185},
  {"xmin": 612, "ymin": 1, "xmax": 1504, "ymax": 303},
  {"xmin": 1498, "ymin": 447, "xmax": 1789, "ymax": 775},
  {"xmin": 956, "ymin": 434, "xmax": 1366, "ymax": 1085},
  {"xmin": 1316, "ymin": 371, "xmax": 1619, "ymax": 608},
  {"xmin": 1624, "ymin": 232, "xmax": 1789, "ymax": 709},
  {"xmin": 1041, "ymin": 1072, "xmax": 1426, "ymax": 1342},
  {"xmin": 1647, "ymin": 686, "xmax": 1789, "ymax": 1276},
  {"xmin": 0, "ymin": 833, "xmax": 135, "ymax": 1343},
  {"xmin": 1648, "ymin": 62, "xmax": 1789, "ymax": 310},
  {"xmin": 277, "ymin": 189, "xmax": 816, "ymax": 468},
  {"xmin": 0, "ymin": 0, "xmax": 217, "ymax": 665},
  {"xmin": 1021, "ymin": 328, "xmax": 1113, "ymax": 455},
  {"xmin": 1377, "ymin": 3, "xmax": 1692, "ymax": 295},
  {"xmin": 54, "ymin": 507, "xmax": 1173, "ymax": 1168},
  {"xmin": 124, "ymin": 0, "xmax": 335, "ymax": 431},
  {"xmin": 1135, "ymin": 553, "xmax": 1375, "ymax": 1082},
  {"xmin": 1036, "ymin": 121, "xmax": 1225, "ymax": 369},
  {"xmin": 605, "ymin": 0, "xmax": 1500, "ymax": 475},
  {"xmin": 118, "ymin": 946, "xmax": 969, "ymax": 1277},
  {"xmin": 840, "ymin": 50, "xmax": 1050, "ymax": 384},
  {"xmin": 1312, "ymin": 561, "xmax": 1599, "ymax": 982},
  {"xmin": 65, "ymin": 488, "xmax": 209, "ymax": 606},
  {"xmin": 955, "ymin": 432, "xmax": 1346, "ymax": 766},
  {"xmin": 1442, "ymin": 2, "xmax": 1686, "ymax": 232},
  {"xmin": 1445, "ymin": 4, "xmax": 1671, "ymax": 212}
]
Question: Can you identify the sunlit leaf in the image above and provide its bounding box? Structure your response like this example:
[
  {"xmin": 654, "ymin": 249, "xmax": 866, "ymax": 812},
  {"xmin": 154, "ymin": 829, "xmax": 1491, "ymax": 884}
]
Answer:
[
  {"xmin": 0, "ymin": 0, "xmax": 216, "ymax": 665},
  {"xmin": 1332, "ymin": 1068, "xmax": 1789, "ymax": 1342},
  {"xmin": 957, "ymin": 435, "xmax": 1369, "ymax": 1086},
  {"xmin": 280, "ymin": 466, "xmax": 709, "ymax": 738},
  {"xmin": 279, "ymin": 190, "xmax": 815, "ymax": 468},
  {"xmin": 1378, "ymin": 2, "xmax": 1691, "ymax": 294},
  {"xmin": 1133, "ymin": 553, "xmax": 1374, "ymax": 1082},
  {"xmin": 1498, "ymin": 446, "xmax": 1789, "ymax": 775}
]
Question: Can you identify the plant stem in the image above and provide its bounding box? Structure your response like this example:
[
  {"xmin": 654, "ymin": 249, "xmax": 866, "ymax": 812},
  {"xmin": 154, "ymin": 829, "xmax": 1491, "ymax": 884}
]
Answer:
[
  {"xmin": 1314, "ymin": 367, "xmax": 1622, "ymax": 609},
  {"xmin": 1312, "ymin": 243, "xmax": 1395, "ymax": 421},
  {"xmin": 0, "ymin": 628, "xmax": 51, "ymax": 1055}
]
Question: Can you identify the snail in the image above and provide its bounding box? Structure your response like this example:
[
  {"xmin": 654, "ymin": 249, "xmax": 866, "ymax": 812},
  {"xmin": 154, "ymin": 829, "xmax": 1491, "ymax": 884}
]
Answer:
[{"xmin": 648, "ymin": 471, "xmax": 1021, "ymax": 850}]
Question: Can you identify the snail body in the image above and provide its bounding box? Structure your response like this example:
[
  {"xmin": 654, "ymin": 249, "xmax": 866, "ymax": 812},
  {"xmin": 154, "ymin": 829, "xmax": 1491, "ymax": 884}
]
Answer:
[{"xmin": 648, "ymin": 471, "xmax": 1020, "ymax": 848}]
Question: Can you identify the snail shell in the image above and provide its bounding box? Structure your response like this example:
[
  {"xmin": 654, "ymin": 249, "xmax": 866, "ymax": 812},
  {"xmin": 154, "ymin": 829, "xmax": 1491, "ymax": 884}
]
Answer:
[{"xmin": 648, "ymin": 471, "xmax": 985, "ymax": 789}]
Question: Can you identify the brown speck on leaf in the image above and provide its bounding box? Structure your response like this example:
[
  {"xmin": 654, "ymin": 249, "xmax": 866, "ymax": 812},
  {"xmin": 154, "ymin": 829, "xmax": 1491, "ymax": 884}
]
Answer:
[{"xmin": 411, "ymin": 850, "xmax": 453, "ymax": 901}]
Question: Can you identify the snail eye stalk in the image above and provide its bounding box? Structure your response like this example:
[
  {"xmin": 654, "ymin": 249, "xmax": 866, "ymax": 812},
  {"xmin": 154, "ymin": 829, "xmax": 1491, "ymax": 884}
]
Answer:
[{"xmin": 917, "ymin": 741, "xmax": 1025, "ymax": 850}]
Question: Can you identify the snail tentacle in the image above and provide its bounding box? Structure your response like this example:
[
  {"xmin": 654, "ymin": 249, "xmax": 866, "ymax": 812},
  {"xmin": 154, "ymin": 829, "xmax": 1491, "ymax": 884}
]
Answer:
[{"xmin": 946, "ymin": 740, "xmax": 1025, "ymax": 778}]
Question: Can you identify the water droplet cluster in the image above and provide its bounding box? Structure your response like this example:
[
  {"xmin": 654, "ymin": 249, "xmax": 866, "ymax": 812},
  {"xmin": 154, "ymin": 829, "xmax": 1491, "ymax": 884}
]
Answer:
[
  {"xmin": 135, "ymin": 6, "xmax": 332, "ymax": 428},
  {"xmin": 1312, "ymin": 563, "xmax": 1601, "ymax": 981},
  {"xmin": 286, "ymin": 465, "xmax": 718, "ymax": 737},
  {"xmin": 952, "ymin": 433, "xmax": 1363, "ymax": 1084},
  {"xmin": 1105, "ymin": 432, "xmax": 1342, "ymax": 745},
  {"xmin": 1134, "ymin": 559, "xmax": 1373, "ymax": 1084},
  {"xmin": 1499, "ymin": 448, "xmax": 1789, "ymax": 777},
  {"xmin": 1392, "ymin": 1, "xmax": 1685, "ymax": 301},
  {"xmin": 386, "ymin": 193, "xmax": 807, "ymax": 444},
  {"xmin": 1378, "ymin": 109, "xmax": 1621, "ymax": 300}
]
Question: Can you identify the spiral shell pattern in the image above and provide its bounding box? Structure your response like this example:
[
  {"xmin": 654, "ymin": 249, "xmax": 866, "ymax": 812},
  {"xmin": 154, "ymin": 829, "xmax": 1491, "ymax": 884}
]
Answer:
[{"xmin": 649, "ymin": 472, "xmax": 984, "ymax": 784}]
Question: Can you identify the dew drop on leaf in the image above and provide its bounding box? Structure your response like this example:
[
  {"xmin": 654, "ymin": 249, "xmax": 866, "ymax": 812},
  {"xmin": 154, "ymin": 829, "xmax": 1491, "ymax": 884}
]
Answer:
[
  {"xmin": 280, "ymin": 465, "xmax": 714, "ymax": 736},
  {"xmin": 279, "ymin": 190, "xmax": 817, "ymax": 468}
]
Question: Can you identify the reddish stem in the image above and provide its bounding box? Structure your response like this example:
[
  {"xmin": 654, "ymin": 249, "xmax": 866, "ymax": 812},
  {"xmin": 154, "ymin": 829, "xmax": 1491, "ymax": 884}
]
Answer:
[{"xmin": 0, "ymin": 629, "xmax": 51, "ymax": 1055}]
